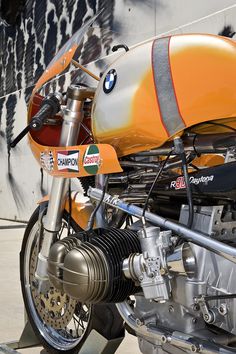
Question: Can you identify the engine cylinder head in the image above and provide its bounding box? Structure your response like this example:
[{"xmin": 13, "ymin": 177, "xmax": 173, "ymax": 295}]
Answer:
[
  {"xmin": 48, "ymin": 228, "xmax": 141, "ymax": 303},
  {"xmin": 63, "ymin": 242, "xmax": 110, "ymax": 303},
  {"xmin": 48, "ymin": 236, "xmax": 81, "ymax": 291}
]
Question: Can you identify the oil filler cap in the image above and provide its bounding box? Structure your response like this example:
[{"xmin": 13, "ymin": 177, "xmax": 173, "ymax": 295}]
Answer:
[{"xmin": 103, "ymin": 69, "xmax": 117, "ymax": 94}]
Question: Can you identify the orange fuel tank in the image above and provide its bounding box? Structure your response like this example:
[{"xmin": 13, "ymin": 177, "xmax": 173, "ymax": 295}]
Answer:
[{"xmin": 92, "ymin": 34, "xmax": 236, "ymax": 157}]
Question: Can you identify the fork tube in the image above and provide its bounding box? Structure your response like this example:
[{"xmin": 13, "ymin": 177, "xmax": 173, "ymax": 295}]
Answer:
[
  {"xmin": 35, "ymin": 86, "xmax": 90, "ymax": 284},
  {"xmin": 42, "ymin": 90, "xmax": 83, "ymax": 236}
]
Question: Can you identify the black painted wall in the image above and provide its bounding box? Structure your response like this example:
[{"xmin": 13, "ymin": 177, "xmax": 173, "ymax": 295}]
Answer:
[{"xmin": 0, "ymin": 0, "xmax": 116, "ymax": 155}]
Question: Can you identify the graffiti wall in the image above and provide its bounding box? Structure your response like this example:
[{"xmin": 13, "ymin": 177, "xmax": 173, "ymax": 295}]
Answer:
[{"xmin": 0, "ymin": 0, "xmax": 236, "ymax": 221}]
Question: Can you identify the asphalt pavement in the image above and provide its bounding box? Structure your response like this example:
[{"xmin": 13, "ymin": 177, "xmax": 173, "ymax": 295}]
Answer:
[{"xmin": 0, "ymin": 220, "xmax": 140, "ymax": 354}]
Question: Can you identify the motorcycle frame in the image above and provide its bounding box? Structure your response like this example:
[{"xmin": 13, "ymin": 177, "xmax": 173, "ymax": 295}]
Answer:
[{"xmin": 88, "ymin": 187, "xmax": 236, "ymax": 264}]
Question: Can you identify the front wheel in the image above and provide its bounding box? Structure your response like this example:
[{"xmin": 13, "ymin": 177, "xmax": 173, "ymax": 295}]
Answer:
[{"xmin": 20, "ymin": 207, "xmax": 124, "ymax": 353}]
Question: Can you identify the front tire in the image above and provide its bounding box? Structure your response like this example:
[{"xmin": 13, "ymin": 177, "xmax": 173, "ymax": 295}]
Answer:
[{"xmin": 20, "ymin": 207, "xmax": 124, "ymax": 353}]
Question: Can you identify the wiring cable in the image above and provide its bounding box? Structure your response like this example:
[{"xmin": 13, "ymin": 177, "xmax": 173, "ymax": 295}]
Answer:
[
  {"xmin": 142, "ymin": 149, "xmax": 173, "ymax": 223},
  {"xmin": 174, "ymin": 137, "xmax": 193, "ymax": 229}
]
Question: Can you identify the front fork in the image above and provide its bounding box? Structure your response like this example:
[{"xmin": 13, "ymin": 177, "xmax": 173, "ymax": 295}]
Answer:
[{"xmin": 35, "ymin": 85, "xmax": 94, "ymax": 290}]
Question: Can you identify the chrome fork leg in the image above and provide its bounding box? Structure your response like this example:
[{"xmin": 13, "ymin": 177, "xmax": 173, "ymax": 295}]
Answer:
[
  {"xmin": 34, "ymin": 177, "xmax": 68, "ymax": 291},
  {"xmin": 40, "ymin": 178, "xmax": 68, "ymax": 254},
  {"xmin": 35, "ymin": 85, "xmax": 95, "ymax": 290}
]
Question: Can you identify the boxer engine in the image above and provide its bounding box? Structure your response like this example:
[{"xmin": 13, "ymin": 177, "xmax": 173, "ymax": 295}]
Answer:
[{"xmin": 48, "ymin": 203, "xmax": 236, "ymax": 353}]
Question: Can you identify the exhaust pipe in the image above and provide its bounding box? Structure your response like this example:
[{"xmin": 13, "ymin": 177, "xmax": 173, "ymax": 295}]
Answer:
[{"xmin": 116, "ymin": 301, "xmax": 236, "ymax": 354}]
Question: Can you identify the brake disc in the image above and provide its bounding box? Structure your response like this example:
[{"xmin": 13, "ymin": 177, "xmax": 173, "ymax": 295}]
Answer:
[{"xmin": 30, "ymin": 240, "xmax": 76, "ymax": 329}]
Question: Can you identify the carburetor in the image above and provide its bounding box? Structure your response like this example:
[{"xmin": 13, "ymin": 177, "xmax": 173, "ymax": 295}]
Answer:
[
  {"xmin": 123, "ymin": 226, "xmax": 195, "ymax": 302},
  {"xmin": 123, "ymin": 226, "xmax": 172, "ymax": 301}
]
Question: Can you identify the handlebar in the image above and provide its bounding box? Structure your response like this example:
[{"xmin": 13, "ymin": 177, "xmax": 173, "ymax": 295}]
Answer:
[{"xmin": 10, "ymin": 93, "xmax": 62, "ymax": 148}]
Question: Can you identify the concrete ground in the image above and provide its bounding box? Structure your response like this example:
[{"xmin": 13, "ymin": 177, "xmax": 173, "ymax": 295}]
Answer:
[{"xmin": 0, "ymin": 220, "xmax": 140, "ymax": 354}]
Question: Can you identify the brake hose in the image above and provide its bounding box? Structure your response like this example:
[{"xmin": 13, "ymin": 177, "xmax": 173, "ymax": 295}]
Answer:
[{"xmin": 142, "ymin": 149, "xmax": 173, "ymax": 221}]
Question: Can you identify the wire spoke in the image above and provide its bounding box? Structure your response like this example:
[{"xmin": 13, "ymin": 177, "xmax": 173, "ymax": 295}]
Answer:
[{"xmin": 73, "ymin": 313, "xmax": 86, "ymax": 330}]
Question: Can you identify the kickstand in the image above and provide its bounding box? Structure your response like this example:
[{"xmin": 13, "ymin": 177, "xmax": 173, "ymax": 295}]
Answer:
[
  {"xmin": 1, "ymin": 320, "xmax": 124, "ymax": 354},
  {"xmin": 79, "ymin": 329, "xmax": 124, "ymax": 354},
  {"xmin": 1, "ymin": 320, "xmax": 40, "ymax": 351}
]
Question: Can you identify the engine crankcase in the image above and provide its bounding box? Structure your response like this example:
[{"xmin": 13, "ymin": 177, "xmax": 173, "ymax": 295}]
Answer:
[{"xmin": 134, "ymin": 206, "xmax": 236, "ymax": 354}]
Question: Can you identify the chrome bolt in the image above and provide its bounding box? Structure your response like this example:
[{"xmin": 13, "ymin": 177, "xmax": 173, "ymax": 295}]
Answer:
[
  {"xmin": 160, "ymin": 268, "xmax": 166, "ymax": 275},
  {"xmin": 218, "ymin": 303, "xmax": 228, "ymax": 316},
  {"xmin": 136, "ymin": 318, "xmax": 144, "ymax": 327},
  {"xmin": 193, "ymin": 304, "xmax": 200, "ymax": 311},
  {"xmin": 161, "ymin": 335, "xmax": 167, "ymax": 343},
  {"xmin": 191, "ymin": 344, "xmax": 200, "ymax": 352}
]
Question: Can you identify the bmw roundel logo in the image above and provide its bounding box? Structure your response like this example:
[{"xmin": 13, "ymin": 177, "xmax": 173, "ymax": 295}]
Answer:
[{"xmin": 103, "ymin": 69, "xmax": 117, "ymax": 94}]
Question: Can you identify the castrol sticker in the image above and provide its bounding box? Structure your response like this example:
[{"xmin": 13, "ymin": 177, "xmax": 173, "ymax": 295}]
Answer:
[
  {"xmin": 57, "ymin": 150, "xmax": 79, "ymax": 172},
  {"xmin": 83, "ymin": 145, "xmax": 101, "ymax": 174},
  {"xmin": 170, "ymin": 175, "xmax": 214, "ymax": 190}
]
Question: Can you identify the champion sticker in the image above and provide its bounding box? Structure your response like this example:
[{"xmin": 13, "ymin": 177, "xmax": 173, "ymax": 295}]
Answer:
[
  {"xmin": 83, "ymin": 145, "xmax": 101, "ymax": 174},
  {"xmin": 103, "ymin": 69, "xmax": 117, "ymax": 94},
  {"xmin": 57, "ymin": 150, "xmax": 79, "ymax": 172},
  {"xmin": 40, "ymin": 151, "xmax": 54, "ymax": 172}
]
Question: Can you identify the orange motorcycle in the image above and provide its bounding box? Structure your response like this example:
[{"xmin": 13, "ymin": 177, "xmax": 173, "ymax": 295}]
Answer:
[{"xmin": 11, "ymin": 14, "xmax": 236, "ymax": 354}]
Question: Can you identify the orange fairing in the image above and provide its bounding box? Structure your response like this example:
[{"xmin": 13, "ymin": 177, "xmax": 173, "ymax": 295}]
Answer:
[
  {"xmin": 28, "ymin": 93, "xmax": 93, "ymax": 146},
  {"xmin": 27, "ymin": 13, "xmax": 124, "ymax": 177},
  {"xmin": 33, "ymin": 14, "xmax": 99, "ymax": 93},
  {"xmin": 38, "ymin": 193, "xmax": 94, "ymax": 230},
  {"xmin": 65, "ymin": 192, "xmax": 95, "ymax": 230},
  {"xmin": 34, "ymin": 43, "xmax": 78, "ymax": 92},
  {"xmin": 29, "ymin": 134, "xmax": 122, "ymax": 178}
]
